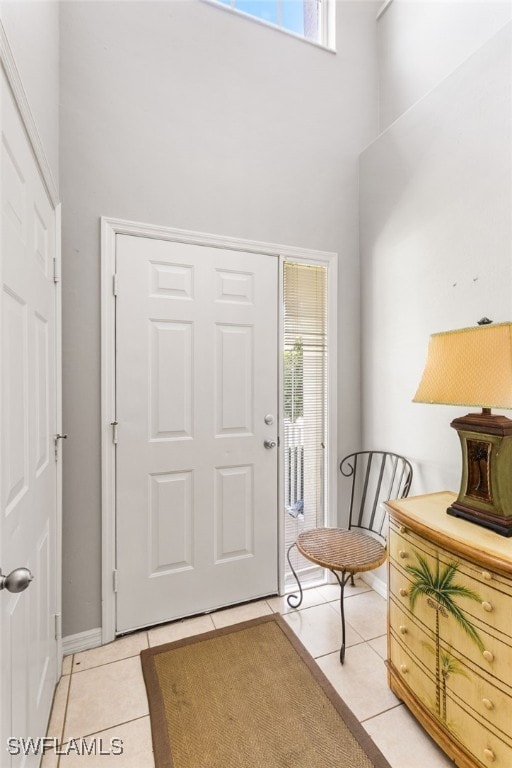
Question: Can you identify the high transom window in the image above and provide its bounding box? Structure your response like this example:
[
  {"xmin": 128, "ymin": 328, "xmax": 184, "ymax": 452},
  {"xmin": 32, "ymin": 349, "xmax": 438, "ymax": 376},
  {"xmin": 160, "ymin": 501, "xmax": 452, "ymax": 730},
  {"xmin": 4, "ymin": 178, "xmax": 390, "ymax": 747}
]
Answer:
[{"xmin": 211, "ymin": 0, "xmax": 334, "ymax": 49}]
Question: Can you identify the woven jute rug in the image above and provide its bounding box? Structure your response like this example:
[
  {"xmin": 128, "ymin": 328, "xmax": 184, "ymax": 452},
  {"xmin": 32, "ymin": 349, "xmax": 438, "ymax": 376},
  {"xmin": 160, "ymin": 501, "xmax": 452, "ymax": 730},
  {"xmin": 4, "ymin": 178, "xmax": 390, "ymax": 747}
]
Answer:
[{"xmin": 140, "ymin": 613, "xmax": 391, "ymax": 768}]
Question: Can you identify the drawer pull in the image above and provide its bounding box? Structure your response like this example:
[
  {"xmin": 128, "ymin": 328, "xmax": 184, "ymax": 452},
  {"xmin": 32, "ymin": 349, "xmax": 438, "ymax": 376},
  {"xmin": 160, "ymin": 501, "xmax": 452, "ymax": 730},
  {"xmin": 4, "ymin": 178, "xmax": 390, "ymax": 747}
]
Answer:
[
  {"xmin": 399, "ymin": 526, "xmax": 407, "ymax": 534},
  {"xmin": 398, "ymin": 550, "xmax": 408, "ymax": 559},
  {"xmin": 400, "ymin": 664, "xmax": 408, "ymax": 674},
  {"xmin": 482, "ymin": 698, "xmax": 494, "ymax": 710},
  {"xmin": 399, "ymin": 588, "xmax": 409, "ymax": 597},
  {"xmin": 483, "ymin": 748, "xmax": 495, "ymax": 762},
  {"xmin": 481, "ymin": 570, "xmax": 492, "ymax": 581},
  {"xmin": 483, "ymin": 650, "xmax": 494, "ymax": 663},
  {"xmin": 482, "ymin": 601, "xmax": 493, "ymax": 612},
  {"xmin": 399, "ymin": 625, "xmax": 407, "ymax": 635}
]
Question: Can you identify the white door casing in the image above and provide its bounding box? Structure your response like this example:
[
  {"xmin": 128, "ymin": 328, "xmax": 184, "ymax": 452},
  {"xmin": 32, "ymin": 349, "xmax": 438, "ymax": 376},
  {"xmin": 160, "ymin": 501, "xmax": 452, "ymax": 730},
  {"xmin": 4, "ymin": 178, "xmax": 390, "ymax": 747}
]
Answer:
[
  {"xmin": 1, "ymin": 61, "xmax": 60, "ymax": 765},
  {"xmin": 115, "ymin": 235, "xmax": 279, "ymax": 632},
  {"xmin": 101, "ymin": 218, "xmax": 337, "ymax": 642}
]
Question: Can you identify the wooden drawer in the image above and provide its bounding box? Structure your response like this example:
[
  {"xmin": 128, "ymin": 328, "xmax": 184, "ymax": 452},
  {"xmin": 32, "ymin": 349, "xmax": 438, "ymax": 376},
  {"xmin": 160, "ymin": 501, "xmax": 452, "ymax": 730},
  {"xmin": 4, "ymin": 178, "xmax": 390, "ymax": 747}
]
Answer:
[
  {"xmin": 389, "ymin": 634, "xmax": 512, "ymax": 768},
  {"xmin": 389, "ymin": 561, "xmax": 512, "ymax": 690},
  {"xmin": 445, "ymin": 696, "xmax": 512, "ymax": 767},
  {"xmin": 389, "ymin": 520, "xmax": 512, "ymax": 601},
  {"xmin": 389, "ymin": 526, "xmax": 512, "ymax": 637},
  {"xmin": 388, "ymin": 633, "xmax": 435, "ymax": 713},
  {"xmin": 389, "ymin": 598, "xmax": 512, "ymax": 738}
]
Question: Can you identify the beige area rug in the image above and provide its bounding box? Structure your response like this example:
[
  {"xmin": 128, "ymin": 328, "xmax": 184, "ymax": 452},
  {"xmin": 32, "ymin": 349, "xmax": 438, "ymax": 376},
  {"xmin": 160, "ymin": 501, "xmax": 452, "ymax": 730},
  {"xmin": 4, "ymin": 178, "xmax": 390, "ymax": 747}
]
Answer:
[{"xmin": 140, "ymin": 613, "xmax": 391, "ymax": 768}]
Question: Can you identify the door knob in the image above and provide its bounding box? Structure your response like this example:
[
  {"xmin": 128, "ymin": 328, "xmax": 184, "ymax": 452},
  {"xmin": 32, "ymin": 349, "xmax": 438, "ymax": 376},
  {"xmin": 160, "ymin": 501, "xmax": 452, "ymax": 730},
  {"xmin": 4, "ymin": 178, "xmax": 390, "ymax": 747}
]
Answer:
[
  {"xmin": 264, "ymin": 440, "xmax": 277, "ymax": 449},
  {"xmin": 0, "ymin": 567, "xmax": 34, "ymax": 593}
]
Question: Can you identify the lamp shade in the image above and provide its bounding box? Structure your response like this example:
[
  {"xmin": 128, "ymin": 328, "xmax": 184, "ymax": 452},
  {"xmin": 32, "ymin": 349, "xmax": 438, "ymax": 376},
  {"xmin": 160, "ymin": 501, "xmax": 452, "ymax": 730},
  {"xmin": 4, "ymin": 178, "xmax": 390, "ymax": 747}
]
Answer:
[{"xmin": 413, "ymin": 322, "xmax": 512, "ymax": 409}]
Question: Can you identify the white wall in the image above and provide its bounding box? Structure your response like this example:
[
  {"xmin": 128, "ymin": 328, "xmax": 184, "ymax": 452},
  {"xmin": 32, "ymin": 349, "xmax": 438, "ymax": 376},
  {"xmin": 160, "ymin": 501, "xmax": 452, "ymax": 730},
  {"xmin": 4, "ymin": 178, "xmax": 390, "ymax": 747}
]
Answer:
[
  {"xmin": 378, "ymin": 0, "xmax": 512, "ymax": 130},
  {"xmin": 360, "ymin": 20, "xmax": 512, "ymax": 501},
  {"xmin": 60, "ymin": 0, "xmax": 379, "ymax": 636},
  {"xmin": 0, "ymin": 0, "xmax": 59, "ymax": 186}
]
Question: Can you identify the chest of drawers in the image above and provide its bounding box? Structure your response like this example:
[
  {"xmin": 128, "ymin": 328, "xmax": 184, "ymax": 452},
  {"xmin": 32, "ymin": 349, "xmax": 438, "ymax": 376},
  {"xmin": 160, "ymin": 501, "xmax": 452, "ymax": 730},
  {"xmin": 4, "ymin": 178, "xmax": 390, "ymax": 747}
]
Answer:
[{"xmin": 385, "ymin": 492, "xmax": 512, "ymax": 768}]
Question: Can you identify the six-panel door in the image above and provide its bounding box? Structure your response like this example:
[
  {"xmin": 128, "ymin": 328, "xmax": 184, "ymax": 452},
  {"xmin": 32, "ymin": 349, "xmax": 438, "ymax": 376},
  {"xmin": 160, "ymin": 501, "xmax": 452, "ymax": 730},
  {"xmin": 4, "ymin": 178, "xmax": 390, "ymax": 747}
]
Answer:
[
  {"xmin": 1, "ymin": 69, "xmax": 59, "ymax": 765},
  {"xmin": 115, "ymin": 235, "xmax": 279, "ymax": 632}
]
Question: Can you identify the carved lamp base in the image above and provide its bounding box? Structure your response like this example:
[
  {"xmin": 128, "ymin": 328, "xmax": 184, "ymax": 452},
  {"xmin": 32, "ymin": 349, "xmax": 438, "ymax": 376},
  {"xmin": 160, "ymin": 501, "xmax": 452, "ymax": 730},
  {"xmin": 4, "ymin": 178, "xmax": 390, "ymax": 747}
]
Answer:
[{"xmin": 447, "ymin": 410, "xmax": 512, "ymax": 536}]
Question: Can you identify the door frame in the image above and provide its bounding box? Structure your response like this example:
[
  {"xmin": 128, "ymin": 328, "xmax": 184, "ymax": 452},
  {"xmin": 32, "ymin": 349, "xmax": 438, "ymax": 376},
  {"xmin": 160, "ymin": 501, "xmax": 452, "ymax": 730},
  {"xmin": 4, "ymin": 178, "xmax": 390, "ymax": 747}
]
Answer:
[
  {"xmin": 101, "ymin": 217, "xmax": 337, "ymax": 643},
  {"xmin": 0, "ymin": 14, "xmax": 62, "ymax": 698}
]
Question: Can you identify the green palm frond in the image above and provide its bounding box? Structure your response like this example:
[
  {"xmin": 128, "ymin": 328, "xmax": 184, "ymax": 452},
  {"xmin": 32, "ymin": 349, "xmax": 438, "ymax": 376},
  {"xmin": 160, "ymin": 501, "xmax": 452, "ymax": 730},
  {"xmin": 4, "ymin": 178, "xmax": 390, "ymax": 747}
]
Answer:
[
  {"xmin": 437, "ymin": 582, "xmax": 481, "ymax": 603},
  {"xmin": 438, "ymin": 561, "xmax": 459, "ymax": 589},
  {"xmin": 405, "ymin": 553, "xmax": 435, "ymax": 584},
  {"xmin": 421, "ymin": 641, "xmax": 436, "ymax": 657},
  {"xmin": 439, "ymin": 651, "xmax": 469, "ymax": 679},
  {"xmin": 408, "ymin": 581, "xmax": 435, "ymax": 610},
  {"xmin": 405, "ymin": 553, "xmax": 437, "ymax": 610},
  {"xmin": 437, "ymin": 562, "xmax": 481, "ymax": 605},
  {"xmin": 435, "ymin": 593, "xmax": 484, "ymax": 650},
  {"xmin": 404, "ymin": 552, "xmax": 484, "ymax": 651},
  {"xmin": 424, "ymin": 644, "xmax": 469, "ymax": 679}
]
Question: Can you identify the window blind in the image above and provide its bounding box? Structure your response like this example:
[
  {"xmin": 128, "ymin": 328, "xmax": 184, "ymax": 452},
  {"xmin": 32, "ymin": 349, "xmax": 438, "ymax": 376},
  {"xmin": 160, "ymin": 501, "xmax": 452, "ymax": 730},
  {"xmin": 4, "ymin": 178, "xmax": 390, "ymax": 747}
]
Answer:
[{"xmin": 283, "ymin": 262, "xmax": 328, "ymax": 572}]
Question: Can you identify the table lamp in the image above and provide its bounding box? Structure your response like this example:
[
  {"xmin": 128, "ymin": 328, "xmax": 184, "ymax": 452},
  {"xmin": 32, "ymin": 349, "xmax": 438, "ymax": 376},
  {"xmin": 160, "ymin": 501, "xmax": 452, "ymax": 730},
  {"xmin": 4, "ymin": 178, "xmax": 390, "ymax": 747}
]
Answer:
[{"xmin": 413, "ymin": 320, "xmax": 512, "ymax": 536}]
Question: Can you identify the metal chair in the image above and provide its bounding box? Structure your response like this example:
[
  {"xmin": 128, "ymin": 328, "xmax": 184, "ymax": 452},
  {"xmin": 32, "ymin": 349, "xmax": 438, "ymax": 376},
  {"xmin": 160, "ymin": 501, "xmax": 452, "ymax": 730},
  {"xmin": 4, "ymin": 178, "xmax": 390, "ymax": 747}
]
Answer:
[{"xmin": 286, "ymin": 450, "xmax": 413, "ymax": 663}]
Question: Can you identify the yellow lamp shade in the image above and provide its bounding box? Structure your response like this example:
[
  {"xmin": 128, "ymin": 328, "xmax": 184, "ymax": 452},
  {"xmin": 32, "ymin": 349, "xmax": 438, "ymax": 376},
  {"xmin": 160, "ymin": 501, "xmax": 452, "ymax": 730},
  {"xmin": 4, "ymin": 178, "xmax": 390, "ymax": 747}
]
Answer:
[{"xmin": 413, "ymin": 322, "xmax": 512, "ymax": 409}]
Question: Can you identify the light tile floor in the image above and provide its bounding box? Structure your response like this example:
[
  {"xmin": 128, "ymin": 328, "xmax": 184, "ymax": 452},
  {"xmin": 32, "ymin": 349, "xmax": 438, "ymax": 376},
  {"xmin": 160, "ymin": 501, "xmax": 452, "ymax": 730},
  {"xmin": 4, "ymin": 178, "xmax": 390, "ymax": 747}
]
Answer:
[{"xmin": 43, "ymin": 581, "xmax": 454, "ymax": 767}]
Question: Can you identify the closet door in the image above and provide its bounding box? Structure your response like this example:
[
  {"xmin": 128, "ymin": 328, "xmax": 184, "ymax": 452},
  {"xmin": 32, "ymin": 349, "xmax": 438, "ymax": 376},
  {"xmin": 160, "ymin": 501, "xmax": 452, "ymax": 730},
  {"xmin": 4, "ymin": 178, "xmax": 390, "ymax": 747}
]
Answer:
[{"xmin": 1, "ymin": 69, "xmax": 59, "ymax": 765}]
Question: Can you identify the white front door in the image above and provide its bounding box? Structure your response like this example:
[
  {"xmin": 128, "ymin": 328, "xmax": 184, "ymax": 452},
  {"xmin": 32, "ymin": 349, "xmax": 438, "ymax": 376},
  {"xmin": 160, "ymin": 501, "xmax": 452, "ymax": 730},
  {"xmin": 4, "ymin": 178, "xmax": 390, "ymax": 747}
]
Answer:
[
  {"xmin": 115, "ymin": 235, "xmax": 278, "ymax": 632},
  {"xmin": 1, "ymin": 70, "xmax": 59, "ymax": 765}
]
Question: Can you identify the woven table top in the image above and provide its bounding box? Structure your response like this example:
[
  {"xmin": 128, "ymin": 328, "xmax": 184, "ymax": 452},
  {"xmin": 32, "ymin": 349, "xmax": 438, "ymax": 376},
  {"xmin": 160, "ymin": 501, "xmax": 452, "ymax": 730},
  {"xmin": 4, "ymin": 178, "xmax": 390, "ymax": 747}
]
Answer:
[{"xmin": 296, "ymin": 528, "xmax": 387, "ymax": 573}]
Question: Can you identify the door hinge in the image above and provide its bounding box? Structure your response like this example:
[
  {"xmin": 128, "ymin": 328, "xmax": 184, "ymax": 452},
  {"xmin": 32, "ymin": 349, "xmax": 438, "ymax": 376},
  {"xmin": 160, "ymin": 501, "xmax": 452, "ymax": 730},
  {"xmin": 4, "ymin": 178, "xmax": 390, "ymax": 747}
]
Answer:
[
  {"xmin": 111, "ymin": 421, "xmax": 118, "ymax": 444},
  {"xmin": 112, "ymin": 273, "xmax": 118, "ymax": 296},
  {"xmin": 54, "ymin": 433, "xmax": 68, "ymax": 461},
  {"xmin": 53, "ymin": 256, "xmax": 60, "ymax": 284},
  {"xmin": 54, "ymin": 613, "xmax": 62, "ymax": 640},
  {"xmin": 113, "ymin": 570, "xmax": 119, "ymax": 593}
]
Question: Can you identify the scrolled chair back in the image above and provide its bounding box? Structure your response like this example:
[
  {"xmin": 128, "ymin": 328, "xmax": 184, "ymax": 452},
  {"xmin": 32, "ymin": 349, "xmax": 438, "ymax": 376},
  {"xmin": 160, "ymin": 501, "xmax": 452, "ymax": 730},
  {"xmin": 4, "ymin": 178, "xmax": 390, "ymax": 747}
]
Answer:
[{"xmin": 340, "ymin": 451, "xmax": 413, "ymax": 541}]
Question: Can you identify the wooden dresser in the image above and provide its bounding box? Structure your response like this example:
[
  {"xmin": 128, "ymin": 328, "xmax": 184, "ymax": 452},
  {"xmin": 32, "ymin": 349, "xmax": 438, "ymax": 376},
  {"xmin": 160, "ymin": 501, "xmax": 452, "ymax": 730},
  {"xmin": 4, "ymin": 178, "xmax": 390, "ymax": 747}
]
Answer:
[{"xmin": 385, "ymin": 491, "xmax": 512, "ymax": 768}]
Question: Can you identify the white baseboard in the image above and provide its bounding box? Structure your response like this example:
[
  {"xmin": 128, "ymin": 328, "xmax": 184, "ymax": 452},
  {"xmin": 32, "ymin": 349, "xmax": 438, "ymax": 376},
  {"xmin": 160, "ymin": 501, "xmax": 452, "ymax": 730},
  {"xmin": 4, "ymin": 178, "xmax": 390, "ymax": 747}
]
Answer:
[
  {"xmin": 62, "ymin": 627, "xmax": 102, "ymax": 656},
  {"xmin": 361, "ymin": 571, "xmax": 388, "ymax": 600}
]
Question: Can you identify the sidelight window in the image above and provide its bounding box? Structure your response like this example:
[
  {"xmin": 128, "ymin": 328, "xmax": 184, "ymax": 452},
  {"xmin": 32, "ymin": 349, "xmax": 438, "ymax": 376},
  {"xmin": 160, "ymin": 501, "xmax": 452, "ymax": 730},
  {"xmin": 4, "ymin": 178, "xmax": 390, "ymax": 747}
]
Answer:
[{"xmin": 283, "ymin": 261, "xmax": 328, "ymax": 586}]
